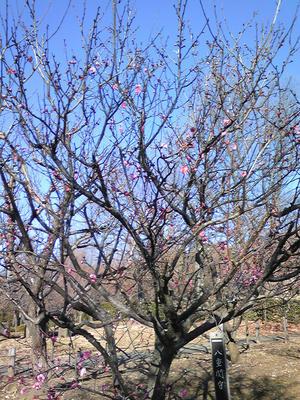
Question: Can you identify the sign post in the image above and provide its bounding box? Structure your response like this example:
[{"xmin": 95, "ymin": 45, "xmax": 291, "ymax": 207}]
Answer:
[
  {"xmin": 210, "ymin": 328, "xmax": 231, "ymax": 400},
  {"xmin": 7, "ymin": 347, "xmax": 16, "ymax": 377}
]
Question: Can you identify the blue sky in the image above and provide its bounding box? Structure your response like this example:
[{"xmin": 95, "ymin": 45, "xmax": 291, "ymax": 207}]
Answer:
[
  {"xmin": 31, "ymin": 0, "xmax": 300, "ymax": 85},
  {"xmin": 0, "ymin": 0, "xmax": 299, "ymax": 255},
  {"xmin": 0, "ymin": 0, "xmax": 299, "ymax": 100},
  {"xmin": 2, "ymin": 0, "xmax": 299, "ymax": 86},
  {"xmin": 26, "ymin": 0, "xmax": 298, "ymax": 32}
]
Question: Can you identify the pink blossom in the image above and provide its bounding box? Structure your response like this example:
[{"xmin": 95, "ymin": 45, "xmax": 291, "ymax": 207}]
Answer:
[
  {"xmin": 90, "ymin": 273, "xmax": 97, "ymax": 283},
  {"xmin": 182, "ymin": 389, "xmax": 188, "ymax": 397},
  {"xmin": 20, "ymin": 388, "xmax": 26, "ymax": 395},
  {"xmin": 81, "ymin": 351, "xmax": 92, "ymax": 360},
  {"xmin": 36, "ymin": 374, "xmax": 46, "ymax": 383},
  {"xmin": 102, "ymin": 384, "xmax": 108, "ymax": 392},
  {"xmin": 218, "ymin": 242, "xmax": 227, "ymax": 251},
  {"xmin": 135, "ymin": 84, "xmax": 141, "ymax": 94},
  {"xmin": 3, "ymin": 328, "xmax": 10, "ymax": 337},
  {"xmin": 67, "ymin": 268, "xmax": 72, "ymax": 274},
  {"xmin": 241, "ymin": 171, "xmax": 247, "ymax": 177},
  {"xmin": 79, "ymin": 367, "xmax": 87, "ymax": 377},
  {"xmin": 32, "ymin": 382, "xmax": 41, "ymax": 390},
  {"xmin": 71, "ymin": 382, "xmax": 78, "ymax": 388},
  {"xmin": 231, "ymin": 144, "xmax": 237, "ymax": 150},
  {"xmin": 89, "ymin": 66, "xmax": 96, "ymax": 73},
  {"xmin": 181, "ymin": 165, "xmax": 189, "ymax": 174},
  {"xmin": 50, "ymin": 336, "xmax": 57, "ymax": 345},
  {"xmin": 121, "ymin": 102, "xmax": 127, "ymax": 109},
  {"xmin": 222, "ymin": 118, "xmax": 230, "ymax": 126},
  {"xmin": 95, "ymin": 61, "xmax": 101, "ymax": 67},
  {"xmin": 292, "ymin": 124, "xmax": 299, "ymax": 135}
]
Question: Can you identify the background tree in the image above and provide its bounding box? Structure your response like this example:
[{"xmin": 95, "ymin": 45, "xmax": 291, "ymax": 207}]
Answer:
[{"xmin": 0, "ymin": 0, "xmax": 299, "ymax": 398}]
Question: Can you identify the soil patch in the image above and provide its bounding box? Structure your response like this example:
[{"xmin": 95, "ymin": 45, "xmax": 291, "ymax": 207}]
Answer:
[{"xmin": 0, "ymin": 321, "xmax": 299, "ymax": 399}]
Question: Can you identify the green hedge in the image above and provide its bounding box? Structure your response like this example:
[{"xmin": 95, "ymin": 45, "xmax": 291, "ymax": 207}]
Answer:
[
  {"xmin": 79, "ymin": 303, "xmax": 119, "ymax": 319},
  {"xmin": 6, "ymin": 324, "xmax": 26, "ymax": 334},
  {"xmin": 0, "ymin": 313, "xmax": 13, "ymax": 324},
  {"xmin": 246, "ymin": 299, "xmax": 300, "ymax": 323},
  {"xmin": 100, "ymin": 302, "xmax": 118, "ymax": 317}
]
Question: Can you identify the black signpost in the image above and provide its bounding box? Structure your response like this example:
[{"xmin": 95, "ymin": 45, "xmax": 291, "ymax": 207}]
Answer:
[{"xmin": 210, "ymin": 329, "xmax": 231, "ymax": 400}]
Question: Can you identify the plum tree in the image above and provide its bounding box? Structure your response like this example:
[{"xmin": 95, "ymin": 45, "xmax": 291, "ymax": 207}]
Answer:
[{"xmin": 0, "ymin": 0, "xmax": 299, "ymax": 398}]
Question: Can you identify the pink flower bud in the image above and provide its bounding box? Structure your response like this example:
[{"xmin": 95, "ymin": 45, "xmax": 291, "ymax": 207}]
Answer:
[{"xmin": 181, "ymin": 165, "xmax": 189, "ymax": 174}]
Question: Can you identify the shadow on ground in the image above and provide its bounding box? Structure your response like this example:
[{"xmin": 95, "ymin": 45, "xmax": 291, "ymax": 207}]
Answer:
[{"xmin": 182, "ymin": 373, "xmax": 298, "ymax": 400}]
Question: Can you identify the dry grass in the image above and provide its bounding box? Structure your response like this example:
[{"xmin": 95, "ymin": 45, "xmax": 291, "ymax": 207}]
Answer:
[{"xmin": 0, "ymin": 321, "xmax": 299, "ymax": 399}]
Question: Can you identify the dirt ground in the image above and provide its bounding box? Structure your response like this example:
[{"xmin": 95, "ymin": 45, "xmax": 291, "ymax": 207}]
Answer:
[{"xmin": 0, "ymin": 321, "xmax": 299, "ymax": 400}]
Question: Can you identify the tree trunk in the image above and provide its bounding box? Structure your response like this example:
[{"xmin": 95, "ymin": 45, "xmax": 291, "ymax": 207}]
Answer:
[
  {"xmin": 26, "ymin": 306, "xmax": 48, "ymax": 371},
  {"xmin": 103, "ymin": 324, "xmax": 129, "ymax": 395},
  {"xmin": 224, "ymin": 319, "xmax": 240, "ymax": 363},
  {"xmin": 283, "ymin": 311, "xmax": 289, "ymax": 342},
  {"xmin": 13, "ymin": 310, "xmax": 20, "ymax": 330},
  {"xmin": 255, "ymin": 320, "xmax": 260, "ymax": 343},
  {"xmin": 27, "ymin": 320, "xmax": 47, "ymax": 369},
  {"xmin": 148, "ymin": 336, "xmax": 176, "ymax": 400},
  {"xmin": 245, "ymin": 317, "xmax": 250, "ymax": 349}
]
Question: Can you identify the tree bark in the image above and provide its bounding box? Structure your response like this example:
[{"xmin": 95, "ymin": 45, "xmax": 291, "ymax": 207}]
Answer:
[
  {"xmin": 148, "ymin": 336, "xmax": 177, "ymax": 400},
  {"xmin": 283, "ymin": 312, "xmax": 289, "ymax": 342},
  {"xmin": 26, "ymin": 306, "xmax": 48, "ymax": 370},
  {"xmin": 103, "ymin": 324, "xmax": 128, "ymax": 394}
]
